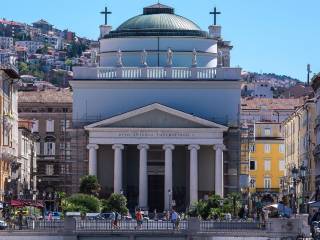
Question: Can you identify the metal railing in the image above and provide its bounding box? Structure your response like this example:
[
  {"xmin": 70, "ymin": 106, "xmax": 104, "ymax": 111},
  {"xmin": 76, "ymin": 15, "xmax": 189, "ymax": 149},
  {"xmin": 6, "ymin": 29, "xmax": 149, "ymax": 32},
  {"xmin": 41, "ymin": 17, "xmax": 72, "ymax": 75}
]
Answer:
[
  {"xmin": 200, "ymin": 220, "xmax": 265, "ymax": 231},
  {"xmin": 76, "ymin": 219, "xmax": 188, "ymax": 232},
  {"xmin": 25, "ymin": 220, "xmax": 64, "ymax": 231},
  {"xmin": 10, "ymin": 219, "xmax": 265, "ymax": 233}
]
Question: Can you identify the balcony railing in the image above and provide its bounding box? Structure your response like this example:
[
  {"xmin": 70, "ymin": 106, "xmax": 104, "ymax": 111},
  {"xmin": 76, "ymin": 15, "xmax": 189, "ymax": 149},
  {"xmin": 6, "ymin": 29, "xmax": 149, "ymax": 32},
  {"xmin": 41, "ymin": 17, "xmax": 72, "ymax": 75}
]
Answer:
[
  {"xmin": 74, "ymin": 66, "xmax": 241, "ymax": 81},
  {"xmin": 255, "ymin": 188, "xmax": 279, "ymax": 193},
  {"xmin": 314, "ymin": 144, "xmax": 320, "ymax": 159},
  {"xmin": 0, "ymin": 54, "xmax": 19, "ymax": 74}
]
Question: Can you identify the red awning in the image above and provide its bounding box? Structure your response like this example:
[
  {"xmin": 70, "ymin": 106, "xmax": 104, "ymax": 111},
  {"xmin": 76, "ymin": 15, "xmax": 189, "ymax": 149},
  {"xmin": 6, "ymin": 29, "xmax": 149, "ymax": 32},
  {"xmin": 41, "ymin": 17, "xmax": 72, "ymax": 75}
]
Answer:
[{"xmin": 10, "ymin": 200, "xmax": 44, "ymax": 208}]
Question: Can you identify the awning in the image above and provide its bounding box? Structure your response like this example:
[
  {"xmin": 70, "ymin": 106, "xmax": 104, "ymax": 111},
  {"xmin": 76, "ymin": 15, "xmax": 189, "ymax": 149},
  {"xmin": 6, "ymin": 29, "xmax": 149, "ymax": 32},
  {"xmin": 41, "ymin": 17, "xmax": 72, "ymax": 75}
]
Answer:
[{"xmin": 10, "ymin": 200, "xmax": 44, "ymax": 208}]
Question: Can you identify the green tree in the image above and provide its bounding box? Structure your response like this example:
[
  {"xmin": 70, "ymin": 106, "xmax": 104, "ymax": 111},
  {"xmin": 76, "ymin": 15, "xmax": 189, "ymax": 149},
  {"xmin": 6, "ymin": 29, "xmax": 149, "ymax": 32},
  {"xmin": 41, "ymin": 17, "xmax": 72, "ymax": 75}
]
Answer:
[
  {"xmin": 18, "ymin": 62, "xmax": 29, "ymax": 75},
  {"xmin": 102, "ymin": 193, "xmax": 128, "ymax": 215},
  {"xmin": 79, "ymin": 175, "xmax": 101, "ymax": 196},
  {"xmin": 62, "ymin": 194, "xmax": 101, "ymax": 213}
]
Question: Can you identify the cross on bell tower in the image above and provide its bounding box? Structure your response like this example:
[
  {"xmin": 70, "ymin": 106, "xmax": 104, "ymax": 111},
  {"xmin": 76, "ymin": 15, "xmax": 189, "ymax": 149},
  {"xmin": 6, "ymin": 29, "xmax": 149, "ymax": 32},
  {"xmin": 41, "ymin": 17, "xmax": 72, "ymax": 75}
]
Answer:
[
  {"xmin": 210, "ymin": 7, "xmax": 221, "ymax": 25},
  {"xmin": 100, "ymin": 6, "xmax": 112, "ymax": 25}
]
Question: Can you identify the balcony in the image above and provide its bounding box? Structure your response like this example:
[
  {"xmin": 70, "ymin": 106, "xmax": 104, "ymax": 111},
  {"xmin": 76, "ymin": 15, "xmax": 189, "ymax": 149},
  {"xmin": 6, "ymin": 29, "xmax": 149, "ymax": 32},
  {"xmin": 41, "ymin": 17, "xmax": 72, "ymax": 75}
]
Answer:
[
  {"xmin": 255, "ymin": 188, "xmax": 279, "ymax": 193},
  {"xmin": 73, "ymin": 66, "xmax": 241, "ymax": 81},
  {"xmin": 314, "ymin": 144, "xmax": 320, "ymax": 160},
  {"xmin": 0, "ymin": 146, "xmax": 17, "ymax": 161},
  {"xmin": 315, "ymin": 116, "xmax": 320, "ymax": 128},
  {"xmin": 0, "ymin": 54, "xmax": 19, "ymax": 77}
]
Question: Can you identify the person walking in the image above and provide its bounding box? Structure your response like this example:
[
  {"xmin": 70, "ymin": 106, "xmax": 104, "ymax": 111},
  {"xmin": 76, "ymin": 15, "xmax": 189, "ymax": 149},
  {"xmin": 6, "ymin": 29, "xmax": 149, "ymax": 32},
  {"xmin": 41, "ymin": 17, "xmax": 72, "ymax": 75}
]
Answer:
[
  {"xmin": 171, "ymin": 209, "xmax": 180, "ymax": 230},
  {"xmin": 135, "ymin": 209, "xmax": 143, "ymax": 229}
]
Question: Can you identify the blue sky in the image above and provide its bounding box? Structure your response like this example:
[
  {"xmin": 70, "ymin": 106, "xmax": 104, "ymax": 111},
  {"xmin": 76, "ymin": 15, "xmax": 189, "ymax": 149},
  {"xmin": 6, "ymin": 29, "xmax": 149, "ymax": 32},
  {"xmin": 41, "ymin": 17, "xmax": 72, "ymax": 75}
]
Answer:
[{"xmin": 1, "ymin": 0, "xmax": 319, "ymax": 81}]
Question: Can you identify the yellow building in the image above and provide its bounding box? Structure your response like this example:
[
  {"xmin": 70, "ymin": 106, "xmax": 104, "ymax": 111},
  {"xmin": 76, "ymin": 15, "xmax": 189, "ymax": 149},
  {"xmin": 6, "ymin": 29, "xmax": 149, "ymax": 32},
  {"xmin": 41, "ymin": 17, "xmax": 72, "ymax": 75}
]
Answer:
[
  {"xmin": 283, "ymin": 99, "xmax": 316, "ymax": 205},
  {"xmin": 249, "ymin": 122, "xmax": 285, "ymax": 196},
  {"xmin": 0, "ymin": 58, "xmax": 19, "ymax": 201}
]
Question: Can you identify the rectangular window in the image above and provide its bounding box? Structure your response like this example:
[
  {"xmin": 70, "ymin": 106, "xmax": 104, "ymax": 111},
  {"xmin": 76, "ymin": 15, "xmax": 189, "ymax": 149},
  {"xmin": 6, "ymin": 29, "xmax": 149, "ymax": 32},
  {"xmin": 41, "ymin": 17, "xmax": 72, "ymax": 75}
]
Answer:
[
  {"xmin": 46, "ymin": 164, "xmax": 54, "ymax": 176},
  {"xmin": 279, "ymin": 160, "xmax": 285, "ymax": 171},
  {"xmin": 264, "ymin": 144, "xmax": 271, "ymax": 153},
  {"xmin": 44, "ymin": 142, "xmax": 55, "ymax": 155},
  {"xmin": 249, "ymin": 144, "xmax": 255, "ymax": 152},
  {"xmin": 32, "ymin": 119, "xmax": 39, "ymax": 132},
  {"xmin": 46, "ymin": 120, "xmax": 54, "ymax": 132},
  {"xmin": 264, "ymin": 160, "xmax": 271, "ymax": 171},
  {"xmin": 61, "ymin": 164, "xmax": 70, "ymax": 174},
  {"xmin": 36, "ymin": 142, "xmax": 41, "ymax": 155},
  {"xmin": 264, "ymin": 178, "xmax": 271, "ymax": 189},
  {"xmin": 279, "ymin": 144, "xmax": 285, "ymax": 153},
  {"xmin": 60, "ymin": 119, "xmax": 70, "ymax": 132},
  {"xmin": 250, "ymin": 160, "xmax": 256, "ymax": 170},
  {"xmin": 264, "ymin": 128, "xmax": 271, "ymax": 136}
]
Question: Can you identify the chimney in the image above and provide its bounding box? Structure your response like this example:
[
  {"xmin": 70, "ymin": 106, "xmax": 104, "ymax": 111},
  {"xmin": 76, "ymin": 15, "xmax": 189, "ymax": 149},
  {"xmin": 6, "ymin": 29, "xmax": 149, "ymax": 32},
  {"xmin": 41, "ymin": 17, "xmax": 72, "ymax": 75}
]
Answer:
[
  {"xmin": 99, "ymin": 25, "xmax": 112, "ymax": 39},
  {"xmin": 208, "ymin": 25, "xmax": 221, "ymax": 39}
]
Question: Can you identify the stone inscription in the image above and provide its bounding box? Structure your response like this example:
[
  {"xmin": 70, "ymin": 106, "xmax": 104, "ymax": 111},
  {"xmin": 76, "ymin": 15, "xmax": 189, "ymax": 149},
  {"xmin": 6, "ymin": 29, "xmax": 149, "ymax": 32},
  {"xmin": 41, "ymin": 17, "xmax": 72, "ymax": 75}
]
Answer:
[{"xmin": 118, "ymin": 131, "xmax": 195, "ymax": 138}]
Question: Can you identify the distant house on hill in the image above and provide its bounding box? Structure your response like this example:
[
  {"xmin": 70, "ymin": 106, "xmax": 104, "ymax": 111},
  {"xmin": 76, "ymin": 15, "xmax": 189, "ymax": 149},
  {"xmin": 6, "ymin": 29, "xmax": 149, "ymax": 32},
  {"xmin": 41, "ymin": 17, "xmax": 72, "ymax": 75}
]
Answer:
[{"xmin": 281, "ymin": 84, "xmax": 314, "ymax": 98}]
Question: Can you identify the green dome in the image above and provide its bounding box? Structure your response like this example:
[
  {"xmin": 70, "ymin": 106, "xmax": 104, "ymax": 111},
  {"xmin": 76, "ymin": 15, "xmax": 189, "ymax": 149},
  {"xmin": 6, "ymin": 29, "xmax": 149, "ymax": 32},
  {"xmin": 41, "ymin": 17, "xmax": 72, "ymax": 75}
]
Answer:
[
  {"xmin": 105, "ymin": 3, "xmax": 207, "ymax": 38},
  {"xmin": 117, "ymin": 13, "xmax": 202, "ymax": 32}
]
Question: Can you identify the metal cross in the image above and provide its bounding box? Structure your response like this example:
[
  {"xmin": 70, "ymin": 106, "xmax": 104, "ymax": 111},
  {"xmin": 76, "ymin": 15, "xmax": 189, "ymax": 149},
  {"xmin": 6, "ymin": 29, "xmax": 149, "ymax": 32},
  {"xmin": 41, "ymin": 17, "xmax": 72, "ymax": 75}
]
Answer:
[
  {"xmin": 100, "ymin": 6, "xmax": 112, "ymax": 25},
  {"xmin": 210, "ymin": 7, "xmax": 221, "ymax": 25}
]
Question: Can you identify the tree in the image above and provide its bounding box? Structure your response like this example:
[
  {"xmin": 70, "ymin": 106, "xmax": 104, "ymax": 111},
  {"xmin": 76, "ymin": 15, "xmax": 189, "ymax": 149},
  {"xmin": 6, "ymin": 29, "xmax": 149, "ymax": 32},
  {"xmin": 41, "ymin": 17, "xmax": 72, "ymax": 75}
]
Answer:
[
  {"xmin": 62, "ymin": 194, "xmax": 101, "ymax": 213},
  {"xmin": 102, "ymin": 193, "xmax": 128, "ymax": 215},
  {"xmin": 18, "ymin": 62, "xmax": 29, "ymax": 75},
  {"xmin": 79, "ymin": 175, "xmax": 101, "ymax": 196}
]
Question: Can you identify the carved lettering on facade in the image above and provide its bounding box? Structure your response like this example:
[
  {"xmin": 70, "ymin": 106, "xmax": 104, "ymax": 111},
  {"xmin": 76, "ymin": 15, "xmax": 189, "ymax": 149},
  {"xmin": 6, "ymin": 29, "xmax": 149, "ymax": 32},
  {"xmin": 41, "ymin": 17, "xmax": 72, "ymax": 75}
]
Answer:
[{"xmin": 118, "ymin": 131, "xmax": 195, "ymax": 138}]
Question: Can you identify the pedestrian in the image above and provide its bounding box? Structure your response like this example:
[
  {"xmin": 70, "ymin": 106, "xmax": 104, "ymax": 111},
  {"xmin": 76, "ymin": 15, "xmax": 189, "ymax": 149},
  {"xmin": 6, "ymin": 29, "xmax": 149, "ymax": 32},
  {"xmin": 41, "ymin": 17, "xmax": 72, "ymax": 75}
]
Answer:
[
  {"xmin": 171, "ymin": 209, "xmax": 180, "ymax": 230},
  {"xmin": 18, "ymin": 210, "xmax": 23, "ymax": 230},
  {"xmin": 153, "ymin": 209, "xmax": 158, "ymax": 221},
  {"xmin": 114, "ymin": 212, "xmax": 120, "ymax": 229},
  {"xmin": 135, "ymin": 209, "xmax": 143, "ymax": 229},
  {"xmin": 111, "ymin": 211, "xmax": 116, "ymax": 229},
  {"xmin": 48, "ymin": 211, "xmax": 53, "ymax": 221}
]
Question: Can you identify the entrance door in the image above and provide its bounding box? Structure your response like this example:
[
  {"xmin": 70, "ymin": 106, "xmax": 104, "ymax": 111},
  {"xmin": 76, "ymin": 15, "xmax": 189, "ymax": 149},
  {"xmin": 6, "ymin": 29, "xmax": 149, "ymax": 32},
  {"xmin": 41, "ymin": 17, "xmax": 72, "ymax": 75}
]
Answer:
[{"xmin": 148, "ymin": 175, "xmax": 164, "ymax": 212}]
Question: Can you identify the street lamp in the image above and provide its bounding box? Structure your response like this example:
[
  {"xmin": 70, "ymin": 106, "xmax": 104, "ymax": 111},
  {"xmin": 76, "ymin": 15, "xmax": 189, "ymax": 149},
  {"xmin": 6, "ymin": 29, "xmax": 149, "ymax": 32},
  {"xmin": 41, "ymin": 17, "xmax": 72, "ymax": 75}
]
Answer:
[
  {"xmin": 291, "ymin": 166, "xmax": 298, "ymax": 214},
  {"xmin": 299, "ymin": 164, "xmax": 307, "ymax": 213},
  {"xmin": 168, "ymin": 189, "xmax": 172, "ymax": 211}
]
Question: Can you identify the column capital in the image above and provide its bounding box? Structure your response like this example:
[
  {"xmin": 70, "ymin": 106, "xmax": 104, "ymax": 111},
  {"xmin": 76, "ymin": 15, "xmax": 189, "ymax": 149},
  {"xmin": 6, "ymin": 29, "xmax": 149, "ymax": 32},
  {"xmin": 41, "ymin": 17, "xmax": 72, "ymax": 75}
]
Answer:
[
  {"xmin": 163, "ymin": 144, "xmax": 175, "ymax": 150},
  {"xmin": 87, "ymin": 144, "xmax": 99, "ymax": 150},
  {"xmin": 213, "ymin": 144, "xmax": 226, "ymax": 151},
  {"xmin": 188, "ymin": 144, "xmax": 200, "ymax": 151},
  {"xmin": 112, "ymin": 144, "xmax": 124, "ymax": 150},
  {"xmin": 138, "ymin": 144, "xmax": 149, "ymax": 150}
]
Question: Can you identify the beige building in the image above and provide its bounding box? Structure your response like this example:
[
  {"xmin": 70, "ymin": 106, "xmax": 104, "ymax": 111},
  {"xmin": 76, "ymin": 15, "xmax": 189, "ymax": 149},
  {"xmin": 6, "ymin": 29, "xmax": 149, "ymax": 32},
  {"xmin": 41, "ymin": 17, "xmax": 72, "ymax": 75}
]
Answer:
[
  {"xmin": 282, "ymin": 98, "xmax": 316, "ymax": 209},
  {"xmin": 312, "ymin": 73, "xmax": 320, "ymax": 201},
  {"xmin": 0, "ymin": 56, "xmax": 19, "ymax": 201}
]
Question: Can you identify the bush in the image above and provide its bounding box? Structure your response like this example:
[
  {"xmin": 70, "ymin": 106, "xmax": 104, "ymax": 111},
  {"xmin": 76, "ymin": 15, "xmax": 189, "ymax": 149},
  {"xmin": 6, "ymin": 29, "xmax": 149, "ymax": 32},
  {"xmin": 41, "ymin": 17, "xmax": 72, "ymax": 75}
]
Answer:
[{"xmin": 62, "ymin": 194, "xmax": 101, "ymax": 213}]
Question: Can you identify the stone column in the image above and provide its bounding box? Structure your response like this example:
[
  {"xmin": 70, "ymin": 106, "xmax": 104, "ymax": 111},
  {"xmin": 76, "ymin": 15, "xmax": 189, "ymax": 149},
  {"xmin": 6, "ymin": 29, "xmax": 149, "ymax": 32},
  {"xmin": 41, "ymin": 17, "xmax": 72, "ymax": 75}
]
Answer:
[
  {"xmin": 112, "ymin": 144, "xmax": 124, "ymax": 194},
  {"xmin": 138, "ymin": 144, "xmax": 149, "ymax": 208},
  {"xmin": 87, "ymin": 144, "xmax": 99, "ymax": 176},
  {"xmin": 214, "ymin": 144, "xmax": 225, "ymax": 197},
  {"xmin": 188, "ymin": 144, "xmax": 200, "ymax": 204},
  {"xmin": 163, "ymin": 144, "xmax": 175, "ymax": 210}
]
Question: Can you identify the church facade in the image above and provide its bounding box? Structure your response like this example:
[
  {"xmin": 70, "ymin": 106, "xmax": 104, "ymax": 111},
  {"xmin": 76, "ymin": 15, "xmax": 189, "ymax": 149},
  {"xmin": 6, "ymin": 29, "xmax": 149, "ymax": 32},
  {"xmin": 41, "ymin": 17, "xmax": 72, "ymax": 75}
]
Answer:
[{"xmin": 70, "ymin": 4, "xmax": 241, "ymax": 211}]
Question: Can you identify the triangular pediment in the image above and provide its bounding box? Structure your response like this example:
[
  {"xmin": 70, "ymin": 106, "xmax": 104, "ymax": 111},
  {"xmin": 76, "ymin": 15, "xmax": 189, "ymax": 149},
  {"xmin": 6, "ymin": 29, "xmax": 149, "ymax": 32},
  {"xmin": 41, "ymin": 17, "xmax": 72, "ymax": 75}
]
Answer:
[{"xmin": 85, "ymin": 103, "xmax": 228, "ymax": 130}]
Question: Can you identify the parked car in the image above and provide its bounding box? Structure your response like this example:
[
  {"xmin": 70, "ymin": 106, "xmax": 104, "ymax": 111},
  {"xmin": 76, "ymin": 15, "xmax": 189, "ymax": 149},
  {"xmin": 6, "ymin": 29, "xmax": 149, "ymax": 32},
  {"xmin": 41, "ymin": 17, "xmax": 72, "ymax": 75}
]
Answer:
[
  {"xmin": 99, "ymin": 212, "xmax": 114, "ymax": 220},
  {"xmin": 0, "ymin": 220, "xmax": 8, "ymax": 230}
]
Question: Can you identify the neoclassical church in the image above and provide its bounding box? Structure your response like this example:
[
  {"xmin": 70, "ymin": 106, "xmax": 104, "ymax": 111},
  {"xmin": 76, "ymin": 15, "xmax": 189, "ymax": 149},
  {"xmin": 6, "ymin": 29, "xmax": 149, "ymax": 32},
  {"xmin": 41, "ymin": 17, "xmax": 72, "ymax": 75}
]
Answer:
[{"xmin": 70, "ymin": 3, "xmax": 241, "ymax": 211}]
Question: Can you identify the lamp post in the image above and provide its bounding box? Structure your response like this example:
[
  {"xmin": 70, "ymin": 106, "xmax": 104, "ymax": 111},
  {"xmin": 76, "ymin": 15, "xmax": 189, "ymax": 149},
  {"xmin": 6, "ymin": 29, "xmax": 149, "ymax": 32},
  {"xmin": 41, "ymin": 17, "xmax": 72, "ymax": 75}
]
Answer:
[
  {"xmin": 299, "ymin": 164, "xmax": 307, "ymax": 213},
  {"xmin": 168, "ymin": 189, "xmax": 172, "ymax": 211},
  {"xmin": 291, "ymin": 166, "xmax": 298, "ymax": 214}
]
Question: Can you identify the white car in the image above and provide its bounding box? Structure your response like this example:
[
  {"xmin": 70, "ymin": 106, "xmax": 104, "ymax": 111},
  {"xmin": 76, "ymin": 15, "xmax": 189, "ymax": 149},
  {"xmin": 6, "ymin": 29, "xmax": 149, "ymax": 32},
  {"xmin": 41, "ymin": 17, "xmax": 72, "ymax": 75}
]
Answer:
[{"xmin": 0, "ymin": 220, "xmax": 8, "ymax": 230}]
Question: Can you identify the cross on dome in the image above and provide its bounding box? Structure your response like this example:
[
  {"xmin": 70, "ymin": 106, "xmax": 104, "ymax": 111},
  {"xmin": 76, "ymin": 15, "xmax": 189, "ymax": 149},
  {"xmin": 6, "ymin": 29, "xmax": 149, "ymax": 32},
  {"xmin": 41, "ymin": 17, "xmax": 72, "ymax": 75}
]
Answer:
[
  {"xmin": 210, "ymin": 7, "xmax": 221, "ymax": 25},
  {"xmin": 100, "ymin": 6, "xmax": 112, "ymax": 25}
]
